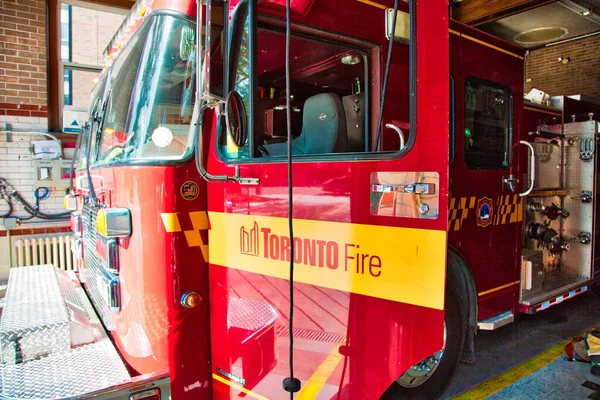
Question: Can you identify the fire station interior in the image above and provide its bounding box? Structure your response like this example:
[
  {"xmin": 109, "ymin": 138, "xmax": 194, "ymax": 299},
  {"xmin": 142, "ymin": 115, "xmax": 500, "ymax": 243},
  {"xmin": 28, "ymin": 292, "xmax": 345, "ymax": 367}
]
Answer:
[{"xmin": 1, "ymin": 0, "xmax": 600, "ymax": 400}]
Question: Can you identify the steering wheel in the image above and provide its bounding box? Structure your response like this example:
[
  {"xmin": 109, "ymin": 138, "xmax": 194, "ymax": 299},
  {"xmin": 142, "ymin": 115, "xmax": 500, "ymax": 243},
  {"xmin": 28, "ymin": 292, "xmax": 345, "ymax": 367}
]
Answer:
[{"xmin": 258, "ymin": 144, "xmax": 270, "ymax": 157}]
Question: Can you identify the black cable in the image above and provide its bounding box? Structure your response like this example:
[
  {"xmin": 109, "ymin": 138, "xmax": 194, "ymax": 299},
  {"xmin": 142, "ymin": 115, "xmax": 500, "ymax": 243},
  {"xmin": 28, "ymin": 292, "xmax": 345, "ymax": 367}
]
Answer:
[
  {"xmin": 0, "ymin": 178, "xmax": 70, "ymax": 220},
  {"xmin": 374, "ymin": 0, "xmax": 399, "ymax": 152},
  {"xmin": 11, "ymin": 190, "xmax": 71, "ymax": 219},
  {"xmin": 336, "ymin": 343, "xmax": 349, "ymax": 400},
  {"xmin": 0, "ymin": 187, "xmax": 13, "ymax": 218},
  {"xmin": 282, "ymin": 0, "xmax": 300, "ymax": 396},
  {"xmin": 18, "ymin": 185, "xmax": 36, "ymax": 221},
  {"xmin": 34, "ymin": 187, "xmax": 50, "ymax": 212}
]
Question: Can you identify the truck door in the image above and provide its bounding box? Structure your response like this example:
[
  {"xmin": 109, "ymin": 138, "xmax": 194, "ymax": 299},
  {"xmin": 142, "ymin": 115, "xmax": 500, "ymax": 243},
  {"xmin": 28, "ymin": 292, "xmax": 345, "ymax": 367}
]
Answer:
[
  {"xmin": 449, "ymin": 34, "xmax": 525, "ymax": 320},
  {"xmin": 203, "ymin": 1, "xmax": 450, "ymax": 398}
]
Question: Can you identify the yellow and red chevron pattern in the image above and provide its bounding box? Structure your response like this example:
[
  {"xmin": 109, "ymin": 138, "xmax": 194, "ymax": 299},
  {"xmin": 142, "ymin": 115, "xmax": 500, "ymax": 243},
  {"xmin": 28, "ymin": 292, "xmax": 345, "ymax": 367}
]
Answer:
[
  {"xmin": 493, "ymin": 194, "xmax": 523, "ymax": 225},
  {"xmin": 448, "ymin": 196, "xmax": 476, "ymax": 231},
  {"xmin": 160, "ymin": 211, "xmax": 209, "ymax": 261},
  {"xmin": 449, "ymin": 194, "xmax": 523, "ymax": 231}
]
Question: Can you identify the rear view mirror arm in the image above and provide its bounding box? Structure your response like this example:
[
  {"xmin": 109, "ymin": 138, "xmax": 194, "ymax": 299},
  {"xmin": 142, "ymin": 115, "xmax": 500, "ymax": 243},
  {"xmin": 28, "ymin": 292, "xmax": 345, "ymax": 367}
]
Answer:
[{"xmin": 193, "ymin": 102, "xmax": 259, "ymax": 185}]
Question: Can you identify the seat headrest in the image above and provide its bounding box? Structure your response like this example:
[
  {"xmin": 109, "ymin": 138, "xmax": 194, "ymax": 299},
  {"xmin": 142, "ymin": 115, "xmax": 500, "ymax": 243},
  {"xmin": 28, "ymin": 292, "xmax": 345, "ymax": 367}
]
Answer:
[{"xmin": 293, "ymin": 93, "xmax": 347, "ymax": 155}]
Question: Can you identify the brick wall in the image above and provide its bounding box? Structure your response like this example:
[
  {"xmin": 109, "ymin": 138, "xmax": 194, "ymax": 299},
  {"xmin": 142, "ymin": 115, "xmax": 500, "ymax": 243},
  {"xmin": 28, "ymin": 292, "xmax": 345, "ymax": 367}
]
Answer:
[
  {"xmin": 525, "ymin": 35, "xmax": 600, "ymax": 98},
  {"xmin": 0, "ymin": 1, "xmax": 126, "ymax": 276},
  {"xmin": 0, "ymin": 0, "xmax": 48, "ymax": 114},
  {"xmin": 0, "ymin": 0, "xmax": 70, "ymax": 269}
]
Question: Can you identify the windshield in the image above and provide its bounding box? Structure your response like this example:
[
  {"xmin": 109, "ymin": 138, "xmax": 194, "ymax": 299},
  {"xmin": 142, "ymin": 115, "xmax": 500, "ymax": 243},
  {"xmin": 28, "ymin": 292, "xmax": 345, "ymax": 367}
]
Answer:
[
  {"xmin": 96, "ymin": 14, "xmax": 197, "ymax": 166},
  {"xmin": 75, "ymin": 74, "xmax": 108, "ymax": 170}
]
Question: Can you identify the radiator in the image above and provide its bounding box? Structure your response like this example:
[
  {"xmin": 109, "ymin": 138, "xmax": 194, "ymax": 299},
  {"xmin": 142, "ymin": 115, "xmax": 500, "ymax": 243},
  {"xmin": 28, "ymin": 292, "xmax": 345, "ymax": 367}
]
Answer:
[{"xmin": 13, "ymin": 233, "xmax": 77, "ymax": 271}]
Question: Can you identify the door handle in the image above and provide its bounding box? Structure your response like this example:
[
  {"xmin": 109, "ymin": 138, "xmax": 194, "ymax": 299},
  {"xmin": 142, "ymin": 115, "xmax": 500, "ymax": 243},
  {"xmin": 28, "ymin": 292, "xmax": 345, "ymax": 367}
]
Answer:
[
  {"xmin": 520, "ymin": 141, "xmax": 535, "ymax": 197},
  {"xmin": 503, "ymin": 176, "xmax": 518, "ymax": 192},
  {"xmin": 371, "ymin": 183, "xmax": 435, "ymax": 194},
  {"xmin": 385, "ymin": 123, "xmax": 405, "ymax": 150}
]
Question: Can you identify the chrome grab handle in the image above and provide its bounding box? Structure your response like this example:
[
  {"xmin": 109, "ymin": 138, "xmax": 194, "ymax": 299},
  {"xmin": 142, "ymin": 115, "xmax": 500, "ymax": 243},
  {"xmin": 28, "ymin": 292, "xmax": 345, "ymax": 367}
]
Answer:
[
  {"xmin": 385, "ymin": 123, "xmax": 405, "ymax": 150},
  {"xmin": 371, "ymin": 183, "xmax": 435, "ymax": 194},
  {"xmin": 520, "ymin": 140, "xmax": 535, "ymax": 197}
]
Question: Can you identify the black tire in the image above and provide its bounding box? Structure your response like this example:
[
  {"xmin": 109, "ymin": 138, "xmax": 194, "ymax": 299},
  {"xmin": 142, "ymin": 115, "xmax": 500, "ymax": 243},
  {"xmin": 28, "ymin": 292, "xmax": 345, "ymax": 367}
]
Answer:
[
  {"xmin": 381, "ymin": 282, "xmax": 467, "ymax": 400},
  {"xmin": 590, "ymin": 281, "xmax": 600, "ymax": 296}
]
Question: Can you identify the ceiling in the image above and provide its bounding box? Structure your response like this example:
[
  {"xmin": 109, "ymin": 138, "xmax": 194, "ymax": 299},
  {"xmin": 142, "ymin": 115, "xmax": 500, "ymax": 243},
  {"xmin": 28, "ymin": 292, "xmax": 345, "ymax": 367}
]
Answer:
[
  {"xmin": 455, "ymin": 0, "xmax": 600, "ymax": 49},
  {"xmin": 85, "ymin": 0, "xmax": 600, "ymax": 49}
]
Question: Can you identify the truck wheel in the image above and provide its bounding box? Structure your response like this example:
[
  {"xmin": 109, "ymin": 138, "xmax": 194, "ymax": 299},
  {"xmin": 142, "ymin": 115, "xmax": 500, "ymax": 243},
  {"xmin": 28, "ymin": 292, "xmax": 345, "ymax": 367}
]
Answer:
[{"xmin": 382, "ymin": 282, "xmax": 466, "ymax": 400}]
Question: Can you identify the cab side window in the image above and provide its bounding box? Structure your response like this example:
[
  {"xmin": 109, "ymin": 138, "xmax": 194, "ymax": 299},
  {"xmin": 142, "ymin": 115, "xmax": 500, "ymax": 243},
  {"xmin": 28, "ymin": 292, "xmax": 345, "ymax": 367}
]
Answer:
[
  {"xmin": 76, "ymin": 75, "xmax": 107, "ymax": 169},
  {"xmin": 222, "ymin": 10, "xmax": 373, "ymax": 160},
  {"xmin": 464, "ymin": 77, "xmax": 512, "ymax": 170}
]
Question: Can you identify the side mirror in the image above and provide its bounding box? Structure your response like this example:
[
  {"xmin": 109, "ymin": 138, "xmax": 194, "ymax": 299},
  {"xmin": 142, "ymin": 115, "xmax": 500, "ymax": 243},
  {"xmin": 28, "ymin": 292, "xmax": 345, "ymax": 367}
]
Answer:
[{"xmin": 224, "ymin": 91, "xmax": 248, "ymax": 148}]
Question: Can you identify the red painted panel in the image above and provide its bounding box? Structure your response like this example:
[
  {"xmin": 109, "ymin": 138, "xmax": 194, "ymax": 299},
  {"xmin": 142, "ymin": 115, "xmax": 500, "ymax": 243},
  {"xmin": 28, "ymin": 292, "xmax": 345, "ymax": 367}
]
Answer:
[
  {"xmin": 153, "ymin": 0, "xmax": 196, "ymax": 17},
  {"xmin": 448, "ymin": 33, "xmax": 525, "ymax": 320},
  {"xmin": 205, "ymin": 0, "xmax": 449, "ymax": 398},
  {"xmin": 85, "ymin": 162, "xmax": 211, "ymax": 399}
]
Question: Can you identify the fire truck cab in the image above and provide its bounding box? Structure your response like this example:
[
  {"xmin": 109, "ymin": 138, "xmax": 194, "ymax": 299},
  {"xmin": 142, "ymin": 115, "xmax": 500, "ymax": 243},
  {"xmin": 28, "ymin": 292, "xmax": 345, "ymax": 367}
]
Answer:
[{"xmin": 1, "ymin": 0, "xmax": 599, "ymax": 399}]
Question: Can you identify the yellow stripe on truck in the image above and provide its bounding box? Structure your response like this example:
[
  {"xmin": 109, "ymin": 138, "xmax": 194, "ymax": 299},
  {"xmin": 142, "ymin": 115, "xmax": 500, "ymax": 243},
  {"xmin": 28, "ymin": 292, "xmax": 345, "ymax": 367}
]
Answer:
[
  {"xmin": 160, "ymin": 212, "xmax": 182, "ymax": 233},
  {"xmin": 160, "ymin": 211, "xmax": 209, "ymax": 261},
  {"xmin": 208, "ymin": 212, "xmax": 447, "ymax": 310}
]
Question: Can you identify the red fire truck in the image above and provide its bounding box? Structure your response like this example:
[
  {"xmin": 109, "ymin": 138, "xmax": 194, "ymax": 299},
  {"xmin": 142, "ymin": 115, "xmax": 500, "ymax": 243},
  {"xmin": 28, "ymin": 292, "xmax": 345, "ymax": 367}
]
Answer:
[{"xmin": 1, "ymin": 0, "xmax": 599, "ymax": 399}]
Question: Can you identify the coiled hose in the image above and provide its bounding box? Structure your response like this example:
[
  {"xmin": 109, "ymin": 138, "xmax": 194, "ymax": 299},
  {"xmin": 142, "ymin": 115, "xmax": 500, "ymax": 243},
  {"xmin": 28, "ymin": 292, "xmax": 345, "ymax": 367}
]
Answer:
[{"xmin": 0, "ymin": 178, "xmax": 71, "ymax": 220}]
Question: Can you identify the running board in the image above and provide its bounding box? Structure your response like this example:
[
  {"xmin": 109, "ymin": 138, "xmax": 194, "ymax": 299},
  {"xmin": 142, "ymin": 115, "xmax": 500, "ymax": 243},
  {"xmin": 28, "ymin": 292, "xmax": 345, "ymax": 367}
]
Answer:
[
  {"xmin": 518, "ymin": 285, "xmax": 588, "ymax": 315},
  {"xmin": 477, "ymin": 311, "xmax": 514, "ymax": 330}
]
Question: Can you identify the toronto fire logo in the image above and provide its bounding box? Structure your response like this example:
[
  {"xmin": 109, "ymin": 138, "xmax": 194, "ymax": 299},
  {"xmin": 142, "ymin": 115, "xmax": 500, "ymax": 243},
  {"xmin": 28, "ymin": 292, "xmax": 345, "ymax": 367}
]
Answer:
[
  {"xmin": 239, "ymin": 221, "xmax": 383, "ymax": 278},
  {"xmin": 240, "ymin": 222, "xmax": 260, "ymax": 256},
  {"xmin": 477, "ymin": 197, "xmax": 493, "ymax": 228}
]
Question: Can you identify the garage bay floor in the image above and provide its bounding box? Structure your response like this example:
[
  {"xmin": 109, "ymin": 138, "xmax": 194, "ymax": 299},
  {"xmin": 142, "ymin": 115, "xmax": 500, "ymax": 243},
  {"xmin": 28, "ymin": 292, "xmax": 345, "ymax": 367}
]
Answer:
[{"xmin": 443, "ymin": 292, "xmax": 600, "ymax": 399}]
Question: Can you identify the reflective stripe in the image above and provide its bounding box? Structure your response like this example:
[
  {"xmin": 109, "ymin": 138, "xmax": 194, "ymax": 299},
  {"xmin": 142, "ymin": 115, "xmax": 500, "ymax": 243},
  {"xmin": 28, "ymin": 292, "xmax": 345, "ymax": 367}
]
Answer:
[
  {"xmin": 449, "ymin": 30, "xmax": 524, "ymax": 60},
  {"xmin": 209, "ymin": 212, "xmax": 447, "ymax": 310},
  {"xmin": 356, "ymin": 0, "xmax": 386, "ymax": 10},
  {"xmin": 478, "ymin": 281, "xmax": 520, "ymax": 297},
  {"xmin": 160, "ymin": 211, "xmax": 209, "ymax": 260},
  {"xmin": 160, "ymin": 212, "xmax": 182, "ymax": 233}
]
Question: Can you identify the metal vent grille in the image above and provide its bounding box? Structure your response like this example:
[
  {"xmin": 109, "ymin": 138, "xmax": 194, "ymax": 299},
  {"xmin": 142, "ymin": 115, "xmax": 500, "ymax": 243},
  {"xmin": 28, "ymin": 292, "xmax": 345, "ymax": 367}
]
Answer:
[
  {"xmin": 82, "ymin": 205, "xmax": 111, "ymax": 327},
  {"xmin": 275, "ymin": 326, "xmax": 347, "ymax": 344}
]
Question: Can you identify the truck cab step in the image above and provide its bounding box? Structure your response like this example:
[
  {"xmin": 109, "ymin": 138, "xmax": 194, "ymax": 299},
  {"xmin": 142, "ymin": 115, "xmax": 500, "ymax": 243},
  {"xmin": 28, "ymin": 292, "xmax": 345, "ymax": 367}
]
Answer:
[{"xmin": 478, "ymin": 311, "xmax": 514, "ymax": 331}]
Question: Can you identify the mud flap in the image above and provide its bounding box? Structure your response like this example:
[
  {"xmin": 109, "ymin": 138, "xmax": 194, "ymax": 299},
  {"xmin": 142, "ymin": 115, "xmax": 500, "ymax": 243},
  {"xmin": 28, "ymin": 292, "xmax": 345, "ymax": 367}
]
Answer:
[{"xmin": 460, "ymin": 324, "xmax": 476, "ymax": 364}]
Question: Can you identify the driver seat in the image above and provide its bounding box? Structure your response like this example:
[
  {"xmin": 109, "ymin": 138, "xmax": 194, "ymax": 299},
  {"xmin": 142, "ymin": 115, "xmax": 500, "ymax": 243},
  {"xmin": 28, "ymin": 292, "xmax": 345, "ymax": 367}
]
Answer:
[{"xmin": 265, "ymin": 93, "xmax": 347, "ymax": 155}]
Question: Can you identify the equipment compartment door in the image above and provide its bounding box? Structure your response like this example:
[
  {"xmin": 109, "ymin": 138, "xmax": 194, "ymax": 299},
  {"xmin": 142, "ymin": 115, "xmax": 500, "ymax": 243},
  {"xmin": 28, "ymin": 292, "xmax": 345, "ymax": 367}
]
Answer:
[{"xmin": 449, "ymin": 35, "xmax": 525, "ymax": 320}]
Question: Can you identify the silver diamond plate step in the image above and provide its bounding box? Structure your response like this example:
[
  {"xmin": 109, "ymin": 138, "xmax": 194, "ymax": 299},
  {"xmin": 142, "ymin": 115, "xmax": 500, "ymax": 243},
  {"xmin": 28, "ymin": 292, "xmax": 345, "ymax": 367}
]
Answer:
[
  {"xmin": 0, "ymin": 264, "xmax": 132, "ymax": 399},
  {"xmin": 1, "ymin": 265, "xmax": 73, "ymax": 363},
  {"xmin": 477, "ymin": 311, "xmax": 514, "ymax": 331}
]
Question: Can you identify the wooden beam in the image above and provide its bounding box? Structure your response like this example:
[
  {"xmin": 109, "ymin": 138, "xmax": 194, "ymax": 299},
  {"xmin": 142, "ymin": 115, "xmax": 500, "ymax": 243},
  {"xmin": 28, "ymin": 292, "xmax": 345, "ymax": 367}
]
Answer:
[
  {"xmin": 453, "ymin": 0, "xmax": 556, "ymax": 26},
  {"xmin": 78, "ymin": 0, "xmax": 134, "ymax": 10},
  {"xmin": 47, "ymin": 0, "xmax": 62, "ymax": 132}
]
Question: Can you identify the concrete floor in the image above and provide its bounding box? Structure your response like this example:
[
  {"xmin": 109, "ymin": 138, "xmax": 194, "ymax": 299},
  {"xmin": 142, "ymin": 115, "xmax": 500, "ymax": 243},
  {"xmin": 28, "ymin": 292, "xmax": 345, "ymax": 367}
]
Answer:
[{"xmin": 442, "ymin": 291, "xmax": 600, "ymax": 399}]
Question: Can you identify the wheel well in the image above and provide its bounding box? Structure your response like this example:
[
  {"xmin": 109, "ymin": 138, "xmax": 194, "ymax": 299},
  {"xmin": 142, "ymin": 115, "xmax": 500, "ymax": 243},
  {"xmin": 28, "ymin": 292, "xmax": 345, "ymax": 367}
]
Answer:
[{"xmin": 447, "ymin": 246, "xmax": 477, "ymax": 327}]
